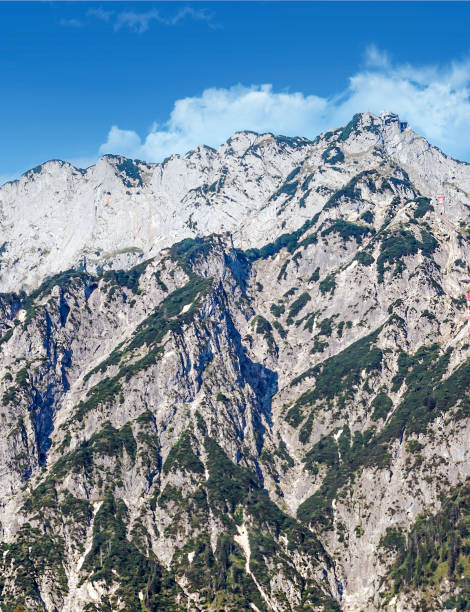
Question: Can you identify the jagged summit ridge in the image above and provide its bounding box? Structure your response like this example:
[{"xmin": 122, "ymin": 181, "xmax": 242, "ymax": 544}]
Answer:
[
  {"xmin": 1, "ymin": 111, "xmax": 469, "ymax": 293},
  {"xmin": 1, "ymin": 111, "xmax": 470, "ymax": 610}
]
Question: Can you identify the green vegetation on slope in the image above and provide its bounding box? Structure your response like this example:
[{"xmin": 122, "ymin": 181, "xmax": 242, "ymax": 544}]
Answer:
[
  {"xmin": 82, "ymin": 491, "xmax": 183, "ymax": 611},
  {"xmin": 321, "ymin": 219, "xmax": 373, "ymax": 244},
  {"xmin": 411, "ymin": 196, "xmax": 434, "ymax": 219},
  {"xmin": 244, "ymin": 214, "xmax": 320, "ymax": 261},
  {"xmin": 76, "ymin": 274, "xmax": 212, "ymax": 420},
  {"xmin": 323, "ymin": 170, "xmax": 378, "ymax": 211},
  {"xmin": 53, "ymin": 421, "xmax": 137, "ymax": 478},
  {"xmin": 291, "ymin": 326, "xmax": 383, "ymax": 405},
  {"xmin": 380, "ymin": 479, "xmax": 470, "ymax": 609},
  {"xmin": 287, "ymin": 292, "xmax": 311, "ymax": 321},
  {"xmin": 114, "ymin": 157, "xmax": 144, "ymax": 187},
  {"xmin": 377, "ymin": 228, "xmax": 438, "ymax": 282},
  {"xmin": 163, "ymin": 431, "xmax": 204, "ymax": 475},
  {"xmin": 103, "ymin": 258, "xmax": 152, "ymax": 295},
  {"xmin": 297, "ymin": 339, "xmax": 470, "ymax": 531},
  {"xmin": 0, "ymin": 525, "xmax": 67, "ymax": 611},
  {"xmin": 170, "ymin": 236, "xmax": 214, "ymax": 275},
  {"xmin": 252, "ymin": 315, "xmax": 277, "ymax": 353}
]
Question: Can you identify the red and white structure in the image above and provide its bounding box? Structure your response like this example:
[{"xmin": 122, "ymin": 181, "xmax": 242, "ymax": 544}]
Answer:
[{"xmin": 437, "ymin": 194, "xmax": 445, "ymax": 205}]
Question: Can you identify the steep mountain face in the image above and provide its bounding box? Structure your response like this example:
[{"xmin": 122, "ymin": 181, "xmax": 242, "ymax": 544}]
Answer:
[
  {"xmin": 2, "ymin": 111, "xmax": 469, "ymax": 294},
  {"xmin": 1, "ymin": 112, "xmax": 470, "ymax": 611}
]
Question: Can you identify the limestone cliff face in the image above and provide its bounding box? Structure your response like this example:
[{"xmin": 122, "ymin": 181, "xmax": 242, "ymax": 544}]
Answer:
[
  {"xmin": 2, "ymin": 111, "xmax": 469, "ymax": 294},
  {"xmin": 1, "ymin": 112, "xmax": 470, "ymax": 611}
]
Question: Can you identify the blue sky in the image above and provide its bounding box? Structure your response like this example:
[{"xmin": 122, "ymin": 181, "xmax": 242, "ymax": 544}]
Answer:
[{"xmin": 2, "ymin": 1, "xmax": 470, "ymax": 182}]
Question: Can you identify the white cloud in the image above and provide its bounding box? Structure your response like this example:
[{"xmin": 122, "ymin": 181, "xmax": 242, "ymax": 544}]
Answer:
[
  {"xmin": 85, "ymin": 6, "xmax": 215, "ymax": 34},
  {"xmin": 94, "ymin": 50, "xmax": 470, "ymax": 164},
  {"xmin": 84, "ymin": 6, "xmax": 215, "ymax": 33},
  {"xmin": 59, "ymin": 18, "xmax": 83, "ymax": 28},
  {"xmin": 87, "ymin": 8, "xmax": 113, "ymax": 22},
  {"xmin": 99, "ymin": 127, "xmax": 142, "ymax": 159},
  {"xmin": 99, "ymin": 85, "xmax": 329, "ymax": 160},
  {"xmin": 114, "ymin": 10, "xmax": 160, "ymax": 33},
  {"xmin": 364, "ymin": 44, "xmax": 390, "ymax": 70},
  {"xmin": 161, "ymin": 7, "xmax": 215, "ymax": 27}
]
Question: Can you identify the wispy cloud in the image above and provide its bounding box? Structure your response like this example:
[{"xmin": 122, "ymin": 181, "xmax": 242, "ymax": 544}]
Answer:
[
  {"xmin": 85, "ymin": 6, "xmax": 215, "ymax": 34},
  {"xmin": 98, "ymin": 48, "xmax": 470, "ymax": 163},
  {"xmin": 159, "ymin": 6, "xmax": 215, "ymax": 27},
  {"xmin": 115, "ymin": 7, "xmax": 215, "ymax": 33},
  {"xmin": 364, "ymin": 44, "xmax": 390, "ymax": 70},
  {"xmin": 87, "ymin": 7, "xmax": 113, "ymax": 23},
  {"xmin": 59, "ymin": 18, "xmax": 83, "ymax": 28},
  {"xmin": 114, "ymin": 10, "xmax": 162, "ymax": 33}
]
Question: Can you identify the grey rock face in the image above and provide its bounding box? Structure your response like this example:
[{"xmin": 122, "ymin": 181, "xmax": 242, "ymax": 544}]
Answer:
[{"xmin": 1, "ymin": 112, "xmax": 470, "ymax": 611}]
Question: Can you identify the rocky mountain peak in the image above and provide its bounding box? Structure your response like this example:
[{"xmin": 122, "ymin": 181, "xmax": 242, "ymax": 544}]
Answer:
[
  {"xmin": 1, "ymin": 110, "xmax": 468, "ymax": 297},
  {"xmin": 224, "ymin": 129, "xmax": 261, "ymax": 151},
  {"xmin": 1, "ymin": 112, "xmax": 470, "ymax": 610}
]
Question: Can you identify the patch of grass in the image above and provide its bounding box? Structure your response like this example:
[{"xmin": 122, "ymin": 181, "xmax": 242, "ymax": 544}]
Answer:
[
  {"xmin": 287, "ymin": 292, "xmax": 311, "ymax": 320},
  {"xmin": 170, "ymin": 236, "xmax": 214, "ymax": 275},
  {"xmin": 309, "ymin": 267, "xmax": 320, "ymax": 282},
  {"xmin": 355, "ymin": 250, "xmax": 375, "ymax": 266},
  {"xmin": 115, "ymin": 157, "xmax": 144, "ymax": 185},
  {"xmin": 53, "ymin": 421, "xmax": 137, "ymax": 479},
  {"xmin": 298, "ymin": 343, "xmax": 470, "ymax": 531},
  {"xmin": 371, "ymin": 393, "xmax": 393, "ymax": 421},
  {"xmin": 337, "ymin": 113, "xmax": 379, "ymax": 141},
  {"xmin": 285, "ymin": 405, "xmax": 305, "ymax": 428},
  {"xmin": 292, "ymin": 326, "xmax": 383, "ymax": 407},
  {"xmin": 252, "ymin": 315, "xmax": 276, "ymax": 352},
  {"xmin": 81, "ymin": 491, "xmax": 182, "ymax": 610},
  {"xmin": 299, "ymin": 414, "xmax": 314, "ymax": 444},
  {"xmin": 412, "ymin": 197, "xmax": 434, "ymax": 219},
  {"xmin": 244, "ymin": 214, "xmax": 320, "ymax": 261},
  {"xmin": 277, "ymin": 260, "xmax": 289, "ymax": 281},
  {"xmin": 269, "ymin": 167, "xmax": 300, "ymax": 201},
  {"xmin": 272, "ymin": 320, "xmax": 287, "ymax": 339},
  {"xmin": 319, "ymin": 273, "xmax": 336, "ymax": 295},
  {"xmin": 377, "ymin": 228, "xmax": 438, "ymax": 282},
  {"xmin": 163, "ymin": 431, "xmax": 204, "ymax": 475},
  {"xmin": 361, "ymin": 211, "xmax": 374, "ymax": 224},
  {"xmin": 103, "ymin": 259, "xmax": 152, "ymax": 295},
  {"xmin": 310, "ymin": 338, "xmax": 328, "ymax": 354},
  {"xmin": 0, "ymin": 524, "xmax": 67, "ymax": 609},
  {"xmin": 321, "ymin": 220, "xmax": 372, "ymax": 244},
  {"xmin": 324, "ymin": 170, "xmax": 378, "ymax": 211},
  {"xmin": 270, "ymin": 303, "xmax": 285, "ymax": 318},
  {"xmin": 322, "ymin": 146, "xmax": 344, "ymax": 165},
  {"xmin": 317, "ymin": 316, "xmax": 337, "ymax": 338}
]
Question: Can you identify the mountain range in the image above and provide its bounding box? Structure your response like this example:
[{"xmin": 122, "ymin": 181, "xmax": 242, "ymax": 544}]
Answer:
[{"xmin": 0, "ymin": 111, "xmax": 470, "ymax": 611}]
